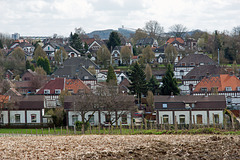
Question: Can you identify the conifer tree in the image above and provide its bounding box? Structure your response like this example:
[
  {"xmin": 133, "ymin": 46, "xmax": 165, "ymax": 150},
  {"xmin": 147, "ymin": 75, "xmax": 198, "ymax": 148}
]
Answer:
[
  {"xmin": 147, "ymin": 76, "xmax": 160, "ymax": 95},
  {"xmin": 106, "ymin": 65, "xmax": 117, "ymax": 85},
  {"xmin": 128, "ymin": 62, "xmax": 147, "ymax": 103},
  {"xmin": 160, "ymin": 64, "xmax": 179, "ymax": 95}
]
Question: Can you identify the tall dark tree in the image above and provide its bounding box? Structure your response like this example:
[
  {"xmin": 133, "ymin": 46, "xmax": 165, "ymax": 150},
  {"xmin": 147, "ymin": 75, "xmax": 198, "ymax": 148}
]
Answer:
[
  {"xmin": 147, "ymin": 76, "xmax": 160, "ymax": 95},
  {"xmin": 128, "ymin": 62, "xmax": 147, "ymax": 103},
  {"xmin": 160, "ymin": 64, "xmax": 179, "ymax": 95},
  {"xmin": 69, "ymin": 33, "xmax": 82, "ymax": 52},
  {"xmin": 106, "ymin": 65, "xmax": 117, "ymax": 85},
  {"xmin": 37, "ymin": 57, "xmax": 51, "ymax": 75},
  {"xmin": 107, "ymin": 31, "xmax": 121, "ymax": 51},
  {"xmin": 26, "ymin": 60, "xmax": 31, "ymax": 70},
  {"xmin": 0, "ymin": 40, "xmax": 3, "ymax": 49}
]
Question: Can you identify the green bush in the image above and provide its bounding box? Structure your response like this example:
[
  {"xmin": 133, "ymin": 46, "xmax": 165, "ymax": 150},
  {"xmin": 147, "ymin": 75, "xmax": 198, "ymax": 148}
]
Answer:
[{"xmin": 75, "ymin": 121, "xmax": 89, "ymax": 131}]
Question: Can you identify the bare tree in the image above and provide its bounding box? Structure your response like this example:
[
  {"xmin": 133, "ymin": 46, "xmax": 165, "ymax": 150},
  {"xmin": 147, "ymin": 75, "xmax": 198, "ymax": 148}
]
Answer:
[
  {"xmin": 232, "ymin": 26, "xmax": 240, "ymax": 36},
  {"xmin": 144, "ymin": 20, "xmax": 164, "ymax": 41},
  {"xmin": 75, "ymin": 27, "xmax": 89, "ymax": 39},
  {"xmin": 164, "ymin": 44, "xmax": 178, "ymax": 64},
  {"xmin": 169, "ymin": 24, "xmax": 187, "ymax": 38},
  {"xmin": 31, "ymin": 67, "xmax": 47, "ymax": 91}
]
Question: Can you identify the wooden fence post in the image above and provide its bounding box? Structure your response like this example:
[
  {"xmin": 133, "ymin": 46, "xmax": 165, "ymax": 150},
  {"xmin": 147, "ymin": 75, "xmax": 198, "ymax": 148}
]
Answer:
[
  {"xmin": 131, "ymin": 119, "xmax": 134, "ymax": 133},
  {"xmin": 90, "ymin": 124, "xmax": 92, "ymax": 134},
  {"xmin": 66, "ymin": 126, "xmax": 68, "ymax": 135},
  {"xmin": 36, "ymin": 129, "xmax": 38, "ymax": 136},
  {"xmin": 98, "ymin": 124, "xmax": 101, "ymax": 134},
  {"xmin": 174, "ymin": 115, "xmax": 177, "ymax": 131},
  {"xmin": 193, "ymin": 115, "xmax": 196, "ymax": 129},
  {"xmin": 108, "ymin": 123, "xmax": 111, "ymax": 135},
  {"xmin": 54, "ymin": 126, "xmax": 56, "ymax": 135},
  {"xmin": 144, "ymin": 118, "xmax": 147, "ymax": 130},
  {"xmin": 48, "ymin": 127, "xmax": 50, "ymax": 135},
  {"xmin": 150, "ymin": 121, "xmax": 153, "ymax": 130},
  {"xmin": 231, "ymin": 114, "xmax": 235, "ymax": 130},
  {"xmin": 160, "ymin": 116, "xmax": 163, "ymax": 130},
  {"xmin": 42, "ymin": 128, "xmax": 43, "ymax": 136},
  {"xmin": 212, "ymin": 113, "xmax": 215, "ymax": 128},
  {"xmin": 61, "ymin": 126, "xmax": 62, "ymax": 135}
]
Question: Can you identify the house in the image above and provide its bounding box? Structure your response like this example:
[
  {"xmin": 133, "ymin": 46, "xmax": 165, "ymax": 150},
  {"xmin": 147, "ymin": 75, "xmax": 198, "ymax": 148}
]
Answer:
[
  {"xmin": 174, "ymin": 53, "xmax": 217, "ymax": 79},
  {"xmin": 64, "ymin": 45, "xmax": 81, "ymax": 57},
  {"xmin": 154, "ymin": 95, "xmax": 226, "ymax": 126},
  {"xmin": 82, "ymin": 38, "xmax": 105, "ymax": 55},
  {"xmin": 136, "ymin": 38, "xmax": 158, "ymax": 48},
  {"xmin": 64, "ymin": 95, "xmax": 135, "ymax": 127},
  {"xmin": 180, "ymin": 65, "xmax": 227, "ymax": 94},
  {"xmin": 42, "ymin": 42, "xmax": 63, "ymax": 61},
  {"xmin": 0, "ymin": 95, "xmax": 46, "ymax": 126},
  {"xmin": 9, "ymin": 40, "xmax": 35, "ymax": 58},
  {"xmin": 96, "ymin": 69, "xmax": 129, "ymax": 84},
  {"xmin": 36, "ymin": 77, "xmax": 90, "ymax": 108},
  {"xmin": 118, "ymin": 78, "xmax": 131, "ymax": 94},
  {"xmin": 193, "ymin": 74, "xmax": 240, "ymax": 109},
  {"xmin": 185, "ymin": 38, "xmax": 197, "ymax": 50},
  {"xmin": 152, "ymin": 69, "xmax": 166, "ymax": 82},
  {"xmin": 111, "ymin": 46, "xmax": 121, "ymax": 65},
  {"xmin": 166, "ymin": 37, "xmax": 185, "ymax": 50},
  {"xmin": 153, "ymin": 46, "xmax": 165, "ymax": 64}
]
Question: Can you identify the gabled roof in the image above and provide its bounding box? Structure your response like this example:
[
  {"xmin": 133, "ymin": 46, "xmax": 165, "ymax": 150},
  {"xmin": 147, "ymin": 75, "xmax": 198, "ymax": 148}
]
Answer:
[
  {"xmin": 194, "ymin": 74, "xmax": 240, "ymax": 92},
  {"xmin": 183, "ymin": 65, "xmax": 227, "ymax": 80},
  {"xmin": 136, "ymin": 38, "xmax": 156, "ymax": 46},
  {"xmin": 62, "ymin": 57, "xmax": 100, "ymax": 69},
  {"xmin": 176, "ymin": 54, "xmax": 217, "ymax": 66},
  {"xmin": 64, "ymin": 45, "xmax": 81, "ymax": 55},
  {"xmin": 65, "ymin": 78, "xmax": 91, "ymax": 94},
  {"xmin": 4, "ymin": 88, "xmax": 22, "ymax": 97},
  {"xmin": 166, "ymin": 37, "xmax": 184, "ymax": 44},
  {"xmin": 36, "ymin": 78, "xmax": 65, "ymax": 94},
  {"xmin": 53, "ymin": 65, "xmax": 96, "ymax": 81},
  {"xmin": 154, "ymin": 95, "xmax": 226, "ymax": 110},
  {"xmin": 82, "ymin": 38, "xmax": 96, "ymax": 45},
  {"xmin": 17, "ymin": 95, "xmax": 45, "ymax": 109},
  {"xmin": 152, "ymin": 69, "xmax": 166, "ymax": 76}
]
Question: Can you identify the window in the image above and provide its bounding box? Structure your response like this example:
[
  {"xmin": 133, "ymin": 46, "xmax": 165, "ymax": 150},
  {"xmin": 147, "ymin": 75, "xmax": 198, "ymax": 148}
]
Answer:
[
  {"xmin": 88, "ymin": 115, "xmax": 94, "ymax": 124},
  {"xmin": 192, "ymin": 103, "xmax": 195, "ymax": 108},
  {"xmin": 31, "ymin": 114, "xmax": 37, "ymax": 123},
  {"xmin": 179, "ymin": 115, "xmax": 185, "ymax": 124},
  {"xmin": 72, "ymin": 115, "xmax": 78, "ymax": 125},
  {"xmin": 225, "ymin": 87, "xmax": 232, "ymax": 91},
  {"xmin": 55, "ymin": 89, "xmax": 61, "ymax": 94},
  {"xmin": 214, "ymin": 114, "xmax": 219, "ymax": 124},
  {"xmin": 200, "ymin": 88, "xmax": 208, "ymax": 92},
  {"xmin": 15, "ymin": 114, "xmax": 20, "ymax": 123},
  {"xmin": 122, "ymin": 114, "xmax": 127, "ymax": 124},
  {"xmin": 0, "ymin": 114, "xmax": 3, "ymax": 124},
  {"xmin": 163, "ymin": 115, "xmax": 169, "ymax": 124},
  {"xmin": 200, "ymin": 62, "xmax": 204, "ymax": 65},
  {"xmin": 227, "ymin": 96, "xmax": 231, "ymax": 104},
  {"xmin": 185, "ymin": 104, "xmax": 190, "ymax": 109},
  {"xmin": 105, "ymin": 114, "xmax": 111, "ymax": 123},
  {"xmin": 163, "ymin": 104, "xmax": 167, "ymax": 108},
  {"xmin": 114, "ymin": 53, "xmax": 118, "ymax": 57},
  {"xmin": 211, "ymin": 87, "xmax": 218, "ymax": 93},
  {"xmin": 44, "ymin": 89, "xmax": 50, "ymax": 94},
  {"xmin": 181, "ymin": 62, "xmax": 186, "ymax": 66},
  {"xmin": 237, "ymin": 87, "xmax": 240, "ymax": 91},
  {"xmin": 84, "ymin": 76, "xmax": 89, "ymax": 79},
  {"xmin": 190, "ymin": 62, "xmax": 195, "ymax": 66},
  {"xmin": 180, "ymin": 70, "xmax": 184, "ymax": 76},
  {"xmin": 197, "ymin": 115, "xmax": 203, "ymax": 124}
]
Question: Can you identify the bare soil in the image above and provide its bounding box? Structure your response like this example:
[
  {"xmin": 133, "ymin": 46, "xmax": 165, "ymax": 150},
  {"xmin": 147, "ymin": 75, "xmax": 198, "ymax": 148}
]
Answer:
[{"xmin": 0, "ymin": 135, "xmax": 239, "ymax": 159}]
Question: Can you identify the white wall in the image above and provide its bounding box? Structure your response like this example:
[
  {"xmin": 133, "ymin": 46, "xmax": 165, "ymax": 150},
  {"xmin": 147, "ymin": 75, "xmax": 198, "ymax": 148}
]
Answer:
[
  {"xmin": 26, "ymin": 110, "xmax": 41, "ymax": 123},
  {"xmin": 1, "ymin": 111, "xmax": 8, "ymax": 124},
  {"xmin": 209, "ymin": 110, "xmax": 224, "ymax": 124},
  {"xmin": 159, "ymin": 111, "xmax": 173, "ymax": 124},
  {"xmin": 10, "ymin": 111, "xmax": 25, "ymax": 123},
  {"xmin": 175, "ymin": 111, "xmax": 190, "ymax": 124},
  {"xmin": 192, "ymin": 111, "xmax": 207, "ymax": 124}
]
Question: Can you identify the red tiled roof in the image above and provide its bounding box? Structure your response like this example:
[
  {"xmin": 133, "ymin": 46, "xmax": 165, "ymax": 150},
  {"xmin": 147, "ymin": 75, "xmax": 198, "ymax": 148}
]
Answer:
[
  {"xmin": 0, "ymin": 95, "xmax": 9, "ymax": 109},
  {"xmin": 132, "ymin": 56, "xmax": 138, "ymax": 59},
  {"xmin": 194, "ymin": 74, "xmax": 240, "ymax": 92},
  {"xmin": 36, "ymin": 78, "xmax": 65, "ymax": 94},
  {"xmin": 82, "ymin": 38, "xmax": 95, "ymax": 45},
  {"xmin": 65, "ymin": 79, "xmax": 91, "ymax": 94},
  {"xmin": 167, "ymin": 37, "xmax": 184, "ymax": 44}
]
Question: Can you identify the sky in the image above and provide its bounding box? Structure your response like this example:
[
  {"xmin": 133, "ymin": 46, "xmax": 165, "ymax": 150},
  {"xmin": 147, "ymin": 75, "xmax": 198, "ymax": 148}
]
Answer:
[{"xmin": 0, "ymin": 0, "xmax": 240, "ymax": 37}]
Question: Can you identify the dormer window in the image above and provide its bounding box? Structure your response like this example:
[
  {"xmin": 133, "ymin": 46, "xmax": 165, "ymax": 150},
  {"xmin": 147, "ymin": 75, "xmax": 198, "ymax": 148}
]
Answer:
[
  {"xmin": 44, "ymin": 89, "xmax": 50, "ymax": 94},
  {"xmin": 225, "ymin": 87, "xmax": 232, "ymax": 91},
  {"xmin": 185, "ymin": 103, "xmax": 190, "ymax": 109},
  {"xmin": 200, "ymin": 88, "xmax": 208, "ymax": 92},
  {"xmin": 55, "ymin": 89, "xmax": 61, "ymax": 94},
  {"xmin": 190, "ymin": 62, "xmax": 195, "ymax": 66},
  {"xmin": 84, "ymin": 76, "xmax": 89, "ymax": 79},
  {"xmin": 237, "ymin": 87, "xmax": 240, "ymax": 91},
  {"xmin": 163, "ymin": 104, "xmax": 167, "ymax": 108},
  {"xmin": 181, "ymin": 62, "xmax": 186, "ymax": 66}
]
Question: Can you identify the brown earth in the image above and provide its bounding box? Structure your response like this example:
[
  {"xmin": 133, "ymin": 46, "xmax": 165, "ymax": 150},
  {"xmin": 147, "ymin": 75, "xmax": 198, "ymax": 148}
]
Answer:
[{"xmin": 0, "ymin": 135, "xmax": 239, "ymax": 159}]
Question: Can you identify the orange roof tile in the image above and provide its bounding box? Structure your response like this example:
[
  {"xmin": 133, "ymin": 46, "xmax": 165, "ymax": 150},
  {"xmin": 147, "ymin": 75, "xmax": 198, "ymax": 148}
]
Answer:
[
  {"xmin": 167, "ymin": 37, "xmax": 184, "ymax": 44},
  {"xmin": 194, "ymin": 74, "xmax": 240, "ymax": 92},
  {"xmin": 82, "ymin": 38, "xmax": 95, "ymax": 45},
  {"xmin": 65, "ymin": 79, "xmax": 91, "ymax": 94}
]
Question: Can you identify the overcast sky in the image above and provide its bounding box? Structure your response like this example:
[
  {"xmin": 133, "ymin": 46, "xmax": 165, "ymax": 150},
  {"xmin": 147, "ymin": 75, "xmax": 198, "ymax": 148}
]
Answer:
[{"xmin": 0, "ymin": 0, "xmax": 240, "ymax": 37}]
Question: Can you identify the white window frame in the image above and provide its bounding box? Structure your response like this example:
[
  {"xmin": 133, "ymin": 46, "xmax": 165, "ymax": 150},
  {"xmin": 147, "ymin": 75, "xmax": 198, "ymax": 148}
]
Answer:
[
  {"xmin": 162, "ymin": 115, "xmax": 169, "ymax": 124},
  {"xmin": 179, "ymin": 115, "xmax": 185, "ymax": 124},
  {"xmin": 163, "ymin": 104, "xmax": 167, "ymax": 108},
  {"xmin": 55, "ymin": 89, "xmax": 61, "ymax": 94},
  {"xmin": 225, "ymin": 87, "xmax": 232, "ymax": 91},
  {"xmin": 15, "ymin": 114, "xmax": 20, "ymax": 123},
  {"xmin": 44, "ymin": 89, "xmax": 50, "ymax": 94}
]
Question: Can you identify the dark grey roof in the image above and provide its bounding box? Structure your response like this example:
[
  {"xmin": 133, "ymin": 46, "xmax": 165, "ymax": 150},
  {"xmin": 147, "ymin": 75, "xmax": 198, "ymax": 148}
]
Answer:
[
  {"xmin": 183, "ymin": 65, "xmax": 227, "ymax": 80},
  {"xmin": 176, "ymin": 54, "xmax": 217, "ymax": 66},
  {"xmin": 153, "ymin": 45, "xmax": 165, "ymax": 53},
  {"xmin": 63, "ymin": 57, "xmax": 100, "ymax": 69},
  {"xmin": 53, "ymin": 65, "xmax": 96, "ymax": 80},
  {"xmin": 154, "ymin": 95, "xmax": 226, "ymax": 110},
  {"xmin": 152, "ymin": 69, "xmax": 166, "ymax": 76},
  {"xmin": 17, "ymin": 95, "xmax": 45, "ymax": 109},
  {"xmin": 64, "ymin": 45, "xmax": 80, "ymax": 55},
  {"xmin": 136, "ymin": 38, "xmax": 156, "ymax": 46}
]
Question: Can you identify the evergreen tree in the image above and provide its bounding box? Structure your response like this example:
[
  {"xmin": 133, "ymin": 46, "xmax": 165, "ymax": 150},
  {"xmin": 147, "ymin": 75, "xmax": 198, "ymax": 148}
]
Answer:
[
  {"xmin": 107, "ymin": 31, "xmax": 121, "ymax": 51},
  {"xmin": 69, "ymin": 33, "xmax": 82, "ymax": 52},
  {"xmin": 37, "ymin": 57, "xmax": 51, "ymax": 74},
  {"xmin": 26, "ymin": 60, "xmax": 31, "ymax": 70},
  {"xmin": 0, "ymin": 40, "xmax": 3, "ymax": 49},
  {"xmin": 128, "ymin": 62, "xmax": 147, "ymax": 103},
  {"xmin": 160, "ymin": 64, "xmax": 179, "ymax": 95},
  {"xmin": 106, "ymin": 65, "xmax": 117, "ymax": 85},
  {"xmin": 147, "ymin": 76, "xmax": 160, "ymax": 95}
]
